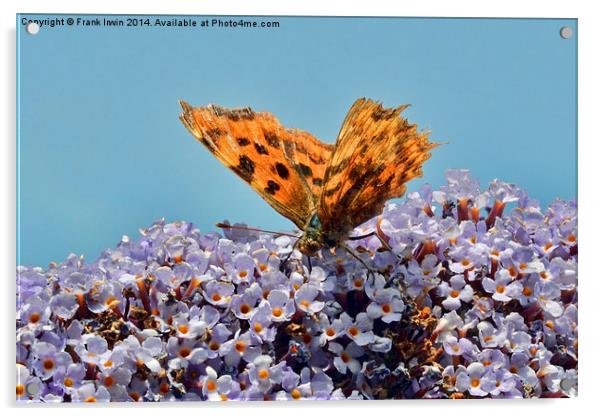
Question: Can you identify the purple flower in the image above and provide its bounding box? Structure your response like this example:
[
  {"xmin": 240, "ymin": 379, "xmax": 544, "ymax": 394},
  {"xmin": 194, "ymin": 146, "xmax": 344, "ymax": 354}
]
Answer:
[
  {"xmin": 438, "ymin": 275, "xmax": 474, "ymax": 310},
  {"xmin": 264, "ymin": 289, "xmax": 295, "ymax": 322},
  {"xmin": 482, "ymin": 269, "xmax": 522, "ymax": 302},
  {"xmin": 455, "ymin": 362, "xmax": 490, "ymax": 397},
  {"xmin": 294, "ymin": 284, "xmax": 325, "ymax": 314},
  {"xmin": 443, "ymin": 336, "xmax": 475, "ymax": 357},
  {"xmin": 329, "ymin": 342, "xmax": 364, "ymax": 374},
  {"xmin": 341, "ymin": 313, "xmax": 375, "ymax": 346}
]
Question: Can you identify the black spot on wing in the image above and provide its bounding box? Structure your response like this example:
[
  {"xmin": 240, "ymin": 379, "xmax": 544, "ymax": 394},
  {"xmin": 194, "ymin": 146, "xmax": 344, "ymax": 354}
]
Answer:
[
  {"xmin": 237, "ymin": 137, "xmax": 250, "ymax": 146},
  {"xmin": 312, "ymin": 177, "xmax": 323, "ymax": 187},
  {"xmin": 264, "ymin": 180, "xmax": 281, "ymax": 195},
  {"xmin": 298, "ymin": 163, "xmax": 313, "ymax": 177},
  {"xmin": 275, "ymin": 163, "xmax": 290, "ymax": 179},
  {"xmin": 207, "ymin": 128, "xmax": 224, "ymax": 139},
  {"xmin": 254, "ymin": 142, "xmax": 269, "ymax": 155},
  {"xmin": 264, "ymin": 132, "xmax": 280, "ymax": 148},
  {"xmin": 371, "ymin": 106, "xmax": 397, "ymax": 121},
  {"xmin": 236, "ymin": 155, "xmax": 255, "ymax": 182}
]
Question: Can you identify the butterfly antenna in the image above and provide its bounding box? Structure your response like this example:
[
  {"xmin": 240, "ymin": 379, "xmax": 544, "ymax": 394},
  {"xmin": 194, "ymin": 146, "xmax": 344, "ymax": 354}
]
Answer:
[{"xmin": 216, "ymin": 223, "xmax": 300, "ymax": 239}]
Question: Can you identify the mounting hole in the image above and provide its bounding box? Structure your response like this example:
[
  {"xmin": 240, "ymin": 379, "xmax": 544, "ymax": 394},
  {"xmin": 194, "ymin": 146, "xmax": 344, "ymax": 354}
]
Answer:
[
  {"xmin": 559, "ymin": 26, "xmax": 573, "ymax": 39},
  {"xmin": 26, "ymin": 22, "xmax": 40, "ymax": 35}
]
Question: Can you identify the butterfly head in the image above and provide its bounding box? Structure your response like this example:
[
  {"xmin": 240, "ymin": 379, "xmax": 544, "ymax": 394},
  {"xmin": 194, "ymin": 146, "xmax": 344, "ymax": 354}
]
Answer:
[{"xmin": 298, "ymin": 213, "xmax": 337, "ymax": 256}]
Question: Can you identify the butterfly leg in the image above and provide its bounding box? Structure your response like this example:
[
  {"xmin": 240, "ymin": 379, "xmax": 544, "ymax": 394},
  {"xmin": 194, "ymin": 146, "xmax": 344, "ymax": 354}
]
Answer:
[
  {"xmin": 340, "ymin": 243, "xmax": 377, "ymax": 276},
  {"xmin": 348, "ymin": 231, "xmax": 393, "ymax": 252}
]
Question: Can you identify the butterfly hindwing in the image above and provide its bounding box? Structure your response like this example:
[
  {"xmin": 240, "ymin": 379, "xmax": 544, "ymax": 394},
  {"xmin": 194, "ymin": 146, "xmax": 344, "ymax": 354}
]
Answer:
[
  {"xmin": 179, "ymin": 100, "xmax": 326, "ymax": 229},
  {"xmin": 319, "ymin": 98, "xmax": 438, "ymax": 238},
  {"xmin": 282, "ymin": 128, "xmax": 334, "ymax": 204}
]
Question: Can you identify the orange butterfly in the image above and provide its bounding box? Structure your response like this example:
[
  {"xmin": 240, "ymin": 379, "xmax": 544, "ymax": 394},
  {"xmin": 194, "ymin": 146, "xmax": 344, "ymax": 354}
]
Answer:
[{"xmin": 179, "ymin": 98, "xmax": 437, "ymax": 258}]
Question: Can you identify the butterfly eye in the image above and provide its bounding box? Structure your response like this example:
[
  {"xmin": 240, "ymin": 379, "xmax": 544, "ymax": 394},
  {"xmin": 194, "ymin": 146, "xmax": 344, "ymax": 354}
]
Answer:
[{"xmin": 308, "ymin": 213, "xmax": 321, "ymax": 229}]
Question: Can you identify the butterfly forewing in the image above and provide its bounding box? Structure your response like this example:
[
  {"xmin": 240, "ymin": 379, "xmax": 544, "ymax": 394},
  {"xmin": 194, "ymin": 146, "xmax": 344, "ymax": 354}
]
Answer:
[
  {"xmin": 319, "ymin": 98, "xmax": 438, "ymax": 239},
  {"xmin": 179, "ymin": 100, "xmax": 325, "ymax": 229}
]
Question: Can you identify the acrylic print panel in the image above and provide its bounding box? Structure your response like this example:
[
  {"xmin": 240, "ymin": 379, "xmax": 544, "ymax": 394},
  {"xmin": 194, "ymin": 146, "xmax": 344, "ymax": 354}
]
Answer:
[{"xmin": 16, "ymin": 15, "xmax": 577, "ymax": 402}]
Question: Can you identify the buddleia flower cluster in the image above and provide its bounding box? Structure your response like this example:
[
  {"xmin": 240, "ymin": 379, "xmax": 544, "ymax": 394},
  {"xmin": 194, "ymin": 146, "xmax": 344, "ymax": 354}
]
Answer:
[{"xmin": 16, "ymin": 169, "xmax": 577, "ymax": 402}]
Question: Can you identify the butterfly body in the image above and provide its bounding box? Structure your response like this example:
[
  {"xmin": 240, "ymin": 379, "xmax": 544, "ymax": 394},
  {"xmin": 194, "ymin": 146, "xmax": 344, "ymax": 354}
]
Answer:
[{"xmin": 179, "ymin": 98, "xmax": 438, "ymax": 258}]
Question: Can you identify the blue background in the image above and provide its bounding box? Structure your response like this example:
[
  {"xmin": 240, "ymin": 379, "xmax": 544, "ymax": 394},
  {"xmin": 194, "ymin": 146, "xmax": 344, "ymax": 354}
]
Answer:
[{"xmin": 17, "ymin": 16, "xmax": 577, "ymax": 267}]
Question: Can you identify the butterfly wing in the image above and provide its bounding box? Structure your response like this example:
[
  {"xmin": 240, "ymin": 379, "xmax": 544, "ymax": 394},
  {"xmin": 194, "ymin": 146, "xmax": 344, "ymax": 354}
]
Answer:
[
  {"xmin": 319, "ymin": 98, "xmax": 438, "ymax": 239},
  {"xmin": 179, "ymin": 100, "xmax": 331, "ymax": 229},
  {"xmin": 282, "ymin": 128, "xmax": 334, "ymax": 202}
]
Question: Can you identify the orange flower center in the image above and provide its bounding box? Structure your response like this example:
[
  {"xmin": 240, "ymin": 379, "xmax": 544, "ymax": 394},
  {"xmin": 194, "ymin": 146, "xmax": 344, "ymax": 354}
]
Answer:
[
  {"xmin": 212, "ymin": 293, "xmax": 222, "ymax": 302},
  {"xmin": 354, "ymin": 279, "xmax": 363, "ymax": 288},
  {"xmin": 523, "ymin": 287, "xmax": 533, "ymax": 296},
  {"xmin": 179, "ymin": 347, "xmax": 191, "ymax": 358},
  {"xmin": 29, "ymin": 312, "xmax": 41, "ymax": 324},
  {"xmin": 461, "ymin": 259, "xmax": 470, "ymax": 267},
  {"xmin": 209, "ymin": 341, "xmax": 220, "ymax": 351},
  {"xmin": 567, "ymin": 234, "xmax": 576, "ymax": 243},
  {"xmin": 84, "ymin": 396, "xmax": 97, "ymax": 402},
  {"xmin": 450, "ymin": 290, "xmax": 460, "ymax": 298},
  {"xmin": 178, "ymin": 325, "xmax": 189, "ymax": 334},
  {"xmin": 43, "ymin": 358, "xmax": 55, "ymax": 371},
  {"xmin": 206, "ymin": 379, "xmax": 217, "ymax": 392},
  {"xmin": 103, "ymin": 376, "xmax": 114, "ymax": 387},
  {"xmin": 253, "ymin": 322, "xmax": 263, "ymax": 333},
  {"xmin": 291, "ymin": 388, "xmax": 302, "ymax": 400},
  {"xmin": 259, "ymin": 263, "xmax": 268, "ymax": 272},
  {"xmin": 341, "ymin": 352, "xmax": 350, "ymax": 363},
  {"xmin": 240, "ymin": 304, "xmax": 251, "ymax": 315},
  {"xmin": 258, "ymin": 369, "xmax": 270, "ymax": 380},
  {"xmin": 235, "ymin": 341, "xmax": 246, "ymax": 353},
  {"xmin": 496, "ymin": 285, "xmax": 505, "ymax": 294},
  {"xmin": 63, "ymin": 377, "xmax": 74, "ymax": 388},
  {"xmin": 326, "ymin": 328, "xmax": 335, "ymax": 337},
  {"xmin": 381, "ymin": 304, "xmax": 392, "ymax": 314},
  {"xmin": 300, "ymin": 299, "xmax": 310, "ymax": 308},
  {"xmin": 470, "ymin": 378, "xmax": 480, "ymax": 388},
  {"xmin": 105, "ymin": 296, "xmax": 120, "ymax": 308},
  {"xmin": 160, "ymin": 382, "xmax": 170, "ymax": 394},
  {"xmin": 16, "ymin": 384, "xmax": 25, "ymax": 396},
  {"xmin": 272, "ymin": 307, "xmax": 283, "ymax": 318},
  {"xmin": 348, "ymin": 326, "xmax": 359, "ymax": 337},
  {"xmin": 238, "ymin": 271, "xmax": 248, "ymax": 278}
]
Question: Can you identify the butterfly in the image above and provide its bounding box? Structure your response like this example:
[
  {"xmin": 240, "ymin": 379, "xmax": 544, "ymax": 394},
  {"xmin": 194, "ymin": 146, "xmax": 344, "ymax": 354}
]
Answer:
[{"xmin": 179, "ymin": 98, "xmax": 438, "ymax": 260}]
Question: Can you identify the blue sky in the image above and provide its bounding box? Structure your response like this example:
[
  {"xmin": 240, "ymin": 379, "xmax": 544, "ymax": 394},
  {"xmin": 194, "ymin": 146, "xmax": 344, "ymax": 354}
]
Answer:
[{"xmin": 17, "ymin": 16, "xmax": 577, "ymax": 266}]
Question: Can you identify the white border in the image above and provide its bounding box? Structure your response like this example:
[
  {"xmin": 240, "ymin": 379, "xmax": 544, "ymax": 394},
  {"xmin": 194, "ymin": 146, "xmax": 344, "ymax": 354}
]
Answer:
[{"xmin": 2, "ymin": 1, "xmax": 599, "ymax": 415}]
